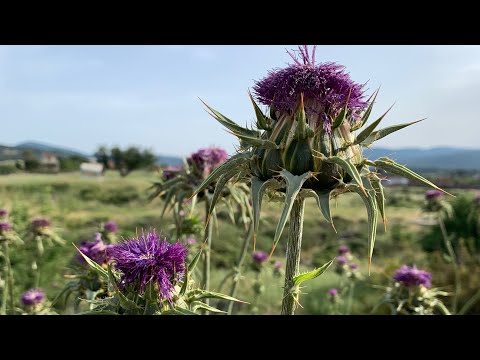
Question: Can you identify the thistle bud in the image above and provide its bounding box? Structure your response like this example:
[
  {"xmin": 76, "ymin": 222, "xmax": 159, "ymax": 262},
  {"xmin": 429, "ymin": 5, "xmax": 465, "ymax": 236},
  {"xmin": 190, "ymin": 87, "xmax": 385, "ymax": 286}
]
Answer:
[{"xmin": 0, "ymin": 209, "xmax": 8, "ymax": 219}]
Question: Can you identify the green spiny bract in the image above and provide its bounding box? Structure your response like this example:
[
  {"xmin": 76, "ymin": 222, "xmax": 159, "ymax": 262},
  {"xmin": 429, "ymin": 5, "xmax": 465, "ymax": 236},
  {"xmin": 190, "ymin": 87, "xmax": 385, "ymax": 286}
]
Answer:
[{"xmin": 193, "ymin": 46, "xmax": 451, "ymax": 272}]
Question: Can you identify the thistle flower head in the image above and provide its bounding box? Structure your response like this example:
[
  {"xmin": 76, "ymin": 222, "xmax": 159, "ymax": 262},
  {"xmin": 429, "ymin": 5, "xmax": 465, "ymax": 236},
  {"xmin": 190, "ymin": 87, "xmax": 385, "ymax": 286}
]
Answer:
[
  {"xmin": 328, "ymin": 288, "xmax": 338, "ymax": 297},
  {"xmin": 77, "ymin": 234, "xmax": 113, "ymax": 266},
  {"xmin": 187, "ymin": 147, "xmax": 228, "ymax": 179},
  {"xmin": 0, "ymin": 221, "xmax": 12, "ymax": 233},
  {"xmin": 338, "ymin": 245, "xmax": 350, "ymax": 255},
  {"xmin": 425, "ymin": 190, "xmax": 443, "ymax": 201},
  {"xmin": 162, "ymin": 166, "xmax": 181, "ymax": 181},
  {"xmin": 0, "ymin": 209, "xmax": 8, "ymax": 218},
  {"xmin": 21, "ymin": 288, "xmax": 45, "ymax": 306},
  {"xmin": 349, "ymin": 263, "xmax": 359, "ymax": 271},
  {"xmin": 336, "ymin": 256, "xmax": 348, "ymax": 266},
  {"xmin": 104, "ymin": 220, "xmax": 118, "ymax": 233},
  {"xmin": 254, "ymin": 46, "xmax": 367, "ymax": 132},
  {"xmin": 109, "ymin": 229, "xmax": 187, "ymax": 301},
  {"xmin": 393, "ymin": 265, "xmax": 432, "ymax": 288},
  {"xmin": 252, "ymin": 251, "xmax": 269, "ymax": 264},
  {"xmin": 187, "ymin": 237, "xmax": 197, "ymax": 245},
  {"xmin": 274, "ymin": 261, "xmax": 283, "ymax": 269},
  {"xmin": 32, "ymin": 218, "xmax": 51, "ymax": 229}
]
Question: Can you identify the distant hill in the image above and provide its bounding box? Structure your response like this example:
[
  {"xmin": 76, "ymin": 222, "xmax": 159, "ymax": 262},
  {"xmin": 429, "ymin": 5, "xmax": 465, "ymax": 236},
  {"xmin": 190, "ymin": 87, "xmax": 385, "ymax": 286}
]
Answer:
[
  {"xmin": 15, "ymin": 141, "xmax": 89, "ymax": 158},
  {"xmin": 363, "ymin": 147, "xmax": 480, "ymax": 171},
  {"xmin": 156, "ymin": 155, "xmax": 183, "ymax": 167}
]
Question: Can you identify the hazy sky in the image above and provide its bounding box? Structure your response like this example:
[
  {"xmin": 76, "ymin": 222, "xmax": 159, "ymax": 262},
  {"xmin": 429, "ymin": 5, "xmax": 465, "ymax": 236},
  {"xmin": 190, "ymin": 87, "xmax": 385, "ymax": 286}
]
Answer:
[{"xmin": 1, "ymin": 45, "xmax": 479, "ymax": 157}]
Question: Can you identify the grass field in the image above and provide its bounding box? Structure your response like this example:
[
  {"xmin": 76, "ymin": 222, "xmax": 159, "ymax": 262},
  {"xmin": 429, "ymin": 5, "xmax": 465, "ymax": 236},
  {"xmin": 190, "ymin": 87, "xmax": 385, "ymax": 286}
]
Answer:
[{"xmin": 1, "ymin": 171, "xmax": 479, "ymax": 314}]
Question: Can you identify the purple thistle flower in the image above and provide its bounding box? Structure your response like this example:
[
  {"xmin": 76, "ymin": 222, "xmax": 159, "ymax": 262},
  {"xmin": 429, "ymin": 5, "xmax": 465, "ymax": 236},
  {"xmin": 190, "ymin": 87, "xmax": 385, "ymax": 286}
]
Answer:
[
  {"xmin": 274, "ymin": 261, "xmax": 283, "ymax": 270},
  {"xmin": 425, "ymin": 190, "xmax": 443, "ymax": 201},
  {"xmin": 104, "ymin": 220, "xmax": 118, "ymax": 233},
  {"xmin": 253, "ymin": 46, "xmax": 368, "ymax": 133},
  {"xmin": 0, "ymin": 209, "xmax": 8, "ymax": 218},
  {"xmin": 163, "ymin": 166, "xmax": 181, "ymax": 181},
  {"xmin": 393, "ymin": 265, "xmax": 432, "ymax": 288},
  {"xmin": 77, "ymin": 234, "xmax": 113, "ymax": 266},
  {"xmin": 349, "ymin": 263, "xmax": 359, "ymax": 271},
  {"xmin": 21, "ymin": 288, "xmax": 45, "ymax": 306},
  {"xmin": 109, "ymin": 229, "xmax": 187, "ymax": 301},
  {"xmin": 252, "ymin": 251, "xmax": 268, "ymax": 264},
  {"xmin": 0, "ymin": 221, "xmax": 12, "ymax": 233},
  {"xmin": 187, "ymin": 237, "xmax": 197, "ymax": 245},
  {"xmin": 187, "ymin": 147, "xmax": 228, "ymax": 178},
  {"xmin": 32, "ymin": 218, "xmax": 51, "ymax": 229},
  {"xmin": 338, "ymin": 245, "xmax": 350, "ymax": 255},
  {"xmin": 328, "ymin": 288, "xmax": 338, "ymax": 297},
  {"xmin": 336, "ymin": 256, "xmax": 348, "ymax": 266}
]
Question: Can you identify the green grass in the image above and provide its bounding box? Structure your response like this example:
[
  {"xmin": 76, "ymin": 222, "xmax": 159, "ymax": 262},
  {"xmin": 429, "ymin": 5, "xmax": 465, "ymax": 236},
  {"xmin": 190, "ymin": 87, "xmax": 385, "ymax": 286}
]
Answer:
[{"xmin": 1, "ymin": 171, "xmax": 479, "ymax": 314}]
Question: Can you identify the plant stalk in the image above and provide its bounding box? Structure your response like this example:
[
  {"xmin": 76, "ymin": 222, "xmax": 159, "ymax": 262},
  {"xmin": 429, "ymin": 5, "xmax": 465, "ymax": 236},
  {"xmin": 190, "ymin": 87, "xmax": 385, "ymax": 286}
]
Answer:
[
  {"xmin": 438, "ymin": 214, "xmax": 460, "ymax": 314},
  {"xmin": 227, "ymin": 222, "xmax": 253, "ymax": 315},
  {"xmin": 281, "ymin": 198, "xmax": 305, "ymax": 315},
  {"xmin": 203, "ymin": 200, "xmax": 214, "ymax": 308}
]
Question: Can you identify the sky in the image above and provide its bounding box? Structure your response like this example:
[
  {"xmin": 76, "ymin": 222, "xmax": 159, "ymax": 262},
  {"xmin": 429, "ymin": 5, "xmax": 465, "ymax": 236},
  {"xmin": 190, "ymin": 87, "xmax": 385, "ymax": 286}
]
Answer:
[{"xmin": 1, "ymin": 45, "xmax": 479, "ymax": 157}]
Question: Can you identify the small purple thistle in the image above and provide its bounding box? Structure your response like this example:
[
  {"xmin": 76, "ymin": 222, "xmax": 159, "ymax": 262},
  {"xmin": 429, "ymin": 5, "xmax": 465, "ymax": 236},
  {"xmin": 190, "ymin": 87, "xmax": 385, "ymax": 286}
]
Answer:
[
  {"xmin": 109, "ymin": 229, "xmax": 187, "ymax": 301},
  {"xmin": 77, "ymin": 234, "xmax": 113, "ymax": 266},
  {"xmin": 163, "ymin": 166, "xmax": 181, "ymax": 181},
  {"xmin": 338, "ymin": 245, "xmax": 350, "ymax": 255},
  {"xmin": 32, "ymin": 218, "xmax": 51, "ymax": 229},
  {"xmin": 0, "ymin": 221, "xmax": 12, "ymax": 233},
  {"xmin": 425, "ymin": 190, "xmax": 443, "ymax": 201},
  {"xmin": 21, "ymin": 288, "xmax": 45, "ymax": 306},
  {"xmin": 274, "ymin": 261, "xmax": 283, "ymax": 270},
  {"xmin": 328, "ymin": 288, "xmax": 338, "ymax": 297},
  {"xmin": 187, "ymin": 147, "xmax": 228, "ymax": 178},
  {"xmin": 187, "ymin": 237, "xmax": 197, "ymax": 245},
  {"xmin": 393, "ymin": 265, "xmax": 432, "ymax": 288},
  {"xmin": 349, "ymin": 263, "xmax": 359, "ymax": 271},
  {"xmin": 252, "ymin": 251, "xmax": 268, "ymax": 264},
  {"xmin": 336, "ymin": 256, "xmax": 348, "ymax": 266},
  {"xmin": 104, "ymin": 220, "xmax": 118, "ymax": 234},
  {"xmin": 253, "ymin": 46, "xmax": 368, "ymax": 133},
  {"xmin": 0, "ymin": 209, "xmax": 8, "ymax": 218}
]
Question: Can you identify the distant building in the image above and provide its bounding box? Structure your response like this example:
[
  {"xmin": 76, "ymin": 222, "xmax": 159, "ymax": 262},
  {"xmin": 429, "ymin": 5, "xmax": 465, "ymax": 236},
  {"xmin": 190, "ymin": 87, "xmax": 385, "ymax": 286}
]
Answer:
[
  {"xmin": 39, "ymin": 153, "xmax": 60, "ymax": 173},
  {"xmin": 80, "ymin": 162, "xmax": 104, "ymax": 177}
]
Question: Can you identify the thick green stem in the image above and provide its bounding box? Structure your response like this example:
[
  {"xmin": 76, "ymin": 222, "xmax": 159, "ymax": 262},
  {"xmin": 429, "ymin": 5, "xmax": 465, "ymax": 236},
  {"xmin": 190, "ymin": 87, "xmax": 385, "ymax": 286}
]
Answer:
[
  {"xmin": 203, "ymin": 200, "xmax": 213, "ymax": 308},
  {"xmin": 281, "ymin": 198, "xmax": 305, "ymax": 315},
  {"xmin": 438, "ymin": 214, "xmax": 460, "ymax": 314},
  {"xmin": 458, "ymin": 288, "xmax": 480, "ymax": 315},
  {"xmin": 227, "ymin": 222, "xmax": 253, "ymax": 315}
]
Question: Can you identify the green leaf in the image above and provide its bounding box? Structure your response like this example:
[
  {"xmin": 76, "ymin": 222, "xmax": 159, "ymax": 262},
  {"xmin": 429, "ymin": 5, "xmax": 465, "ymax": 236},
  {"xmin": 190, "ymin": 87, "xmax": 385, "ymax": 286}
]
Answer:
[
  {"xmin": 270, "ymin": 170, "xmax": 313, "ymax": 257},
  {"xmin": 353, "ymin": 104, "xmax": 394, "ymax": 145},
  {"xmin": 179, "ymin": 269, "xmax": 189, "ymax": 297},
  {"xmin": 332, "ymin": 88, "xmax": 352, "ymax": 129},
  {"xmin": 162, "ymin": 307, "xmax": 199, "ymax": 315},
  {"xmin": 373, "ymin": 157, "xmax": 453, "ymax": 196},
  {"xmin": 188, "ymin": 249, "xmax": 203, "ymax": 273},
  {"xmin": 322, "ymin": 155, "xmax": 365, "ymax": 193},
  {"xmin": 359, "ymin": 88, "xmax": 379, "ymax": 128},
  {"xmin": 206, "ymin": 168, "xmax": 242, "ymax": 226},
  {"xmin": 293, "ymin": 258, "xmax": 335, "ymax": 286},
  {"xmin": 248, "ymin": 91, "xmax": 271, "ymax": 130},
  {"xmin": 361, "ymin": 119, "xmax": 425, "ymax": 146},
  {"xmin": 191, "ymin": 152, "xmax": 251, "ymax": 198},
  {"xmin": 370, "ymin": 174, "xmax": 387, "ymax": 230},
  {"xmin": 301, "ymin": 189, "xmax": 336, "ymax": 232},
  {"xmin": 251, "ymin": 177, "xmax": 282, "ymax": 249},
  {"xmin": 189, "ymin": 289, "xmax": 248, "ymax": 304},
  {"xmin": 228, "ymin": 131, "xmax": 278, "ymax": 149},
  {"xmin": 190, "ymin": 301, "xmax": 227, "ymax": 314},
  {"xmin": 346, "ymin": 182, "xmax": 378, "ymax": 274},
  {"xmin": 107, "ymin": 266, "xmax": 141, "ymax": 311},
  {"xmin": 200, "ymin": 99, "xmax": 260, "ymax": 137},
  {"xmin": 73, "ymin": 244, "xmax": 108, "ymax": 280}
]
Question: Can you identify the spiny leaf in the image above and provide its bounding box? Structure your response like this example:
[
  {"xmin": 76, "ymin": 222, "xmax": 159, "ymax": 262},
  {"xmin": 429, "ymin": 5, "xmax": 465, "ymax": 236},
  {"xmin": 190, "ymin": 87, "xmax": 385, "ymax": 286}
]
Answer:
[
  {"xmin": 332, "ymin": 88, "xmax": 352, "ymax": 129},
  {"xmin": 179, "ymin": 268, "xmax": 189, "ymax": 297},
  {"xmin": 206, "ymin": 168, "xmax": 242, "ymax": 227},
  {"xmin": 321, "ymin": 155, "xmax": 365, "ymax": 194},
  {"xmin": 200, "ymin": 99, "xmax": 259, "ymax": 137},
  {"xmin": 270, "ymin": 170, "xmax": 313, "ymax": 257},
  {"xmin": 354, "ymin": 104, "xmax": 394, "ymax": 145},
  {"xmin": 251, "ymin": 177, "xmax": 282, "ymax": 250},
  {"xmin": 359, "ymin": 88, "xmax": 380, "ymax": 127},
  {"xmin": 73, "ymin": 244, "xmax": 108, "ymax": 280},
  {"xmin": 107, "ymin": 265, "xmax": 141, "ymax": 311},
  {"xmin": 248, "ymin": 91, "xmax": 270, "ymax": 130},
  {"xmin": 346, "ymin": 182, "xmax": 378, "ymax": 275},
  {"xmin": 190, "ymin": 153, "xmax": 250, "ymax": 199},
  {"xmin": 189, "ymin": 289, "xmax": 248, "ymax": 303},
  {"xmin": 373, "ymin": 157, "xmax": 453, "ymax": 196},
  {"xmin": 227, "ymin": 131, "xmax": 278, "ymax": 149},
  {"xmin": 361, "ymin": 119, "xmax": 425, "ymax": 146},
  {"xmin": 163, "ymin": 307, "xmax": 199, "ymax": 315},
  {"xmin": 188, "ymin": 249, "xmax": 203, "ymax": 273},
  {"xmin": 301, "ymin": 189, "xmax": 336, "ymax": 232},
  {"xmin": 293, "ymin": 258, "xmax": 335, "ymax": 286},
  {"xmin": 370, "ymin": 174, "xmax": 387, "ymax": 230},
  {"xmin": 190, "ymin": 301, "xmax": 227, "ymax": 314}
]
